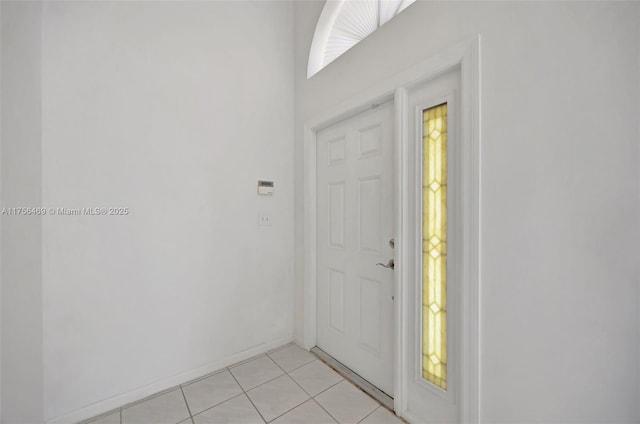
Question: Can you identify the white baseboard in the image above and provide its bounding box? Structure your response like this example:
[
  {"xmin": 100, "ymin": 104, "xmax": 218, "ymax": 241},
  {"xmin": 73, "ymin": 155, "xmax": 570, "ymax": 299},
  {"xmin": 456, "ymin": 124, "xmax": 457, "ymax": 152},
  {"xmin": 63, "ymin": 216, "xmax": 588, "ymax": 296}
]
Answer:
[{"xmin": 46, "ymin": 335, "xmax": 293, "ymax": 424}]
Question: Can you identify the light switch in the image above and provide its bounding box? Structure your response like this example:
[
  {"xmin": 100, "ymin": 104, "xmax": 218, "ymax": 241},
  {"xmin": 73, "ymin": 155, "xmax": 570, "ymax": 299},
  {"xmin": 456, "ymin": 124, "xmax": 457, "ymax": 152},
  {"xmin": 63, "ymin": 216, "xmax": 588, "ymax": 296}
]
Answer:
[{"xmin": 258, "ymin": 212, "xmax": 272, "ymax": 226}]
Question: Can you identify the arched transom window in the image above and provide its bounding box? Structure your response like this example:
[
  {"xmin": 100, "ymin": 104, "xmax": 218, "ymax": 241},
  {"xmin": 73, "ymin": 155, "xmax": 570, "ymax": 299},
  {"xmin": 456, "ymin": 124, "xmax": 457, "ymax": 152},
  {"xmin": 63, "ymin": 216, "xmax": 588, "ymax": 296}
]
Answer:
[{"xmin": 307, "ymin": 0, "xmax": 416, "ymax": 78}]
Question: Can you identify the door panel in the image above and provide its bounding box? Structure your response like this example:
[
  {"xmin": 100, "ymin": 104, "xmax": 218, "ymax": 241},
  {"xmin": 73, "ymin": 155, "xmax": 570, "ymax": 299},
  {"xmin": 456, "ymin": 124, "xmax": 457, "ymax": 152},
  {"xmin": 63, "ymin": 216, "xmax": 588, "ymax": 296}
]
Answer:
[
  {"xmin": 328, "ymin": 183, "xmax": 346, "ymax": 248},
  {"xmin": 328, "ymin": 269, "xmax": 346, "ymax": 333},
  {"xmin": 316, "ymin": 101, "xmax": 394, "ymax": 396},
  {"xmin": 358, "ymin": 177, "xmax": 381, "ymax": 253},
  {"xmin": 358, "ymin": 276, "xmax": 382, "ymax": 354}
]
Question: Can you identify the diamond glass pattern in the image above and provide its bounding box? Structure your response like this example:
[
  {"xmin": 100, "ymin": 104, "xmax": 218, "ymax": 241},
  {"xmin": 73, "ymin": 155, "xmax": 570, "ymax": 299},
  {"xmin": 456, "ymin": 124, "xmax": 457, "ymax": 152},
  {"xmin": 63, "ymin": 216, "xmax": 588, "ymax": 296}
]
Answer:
[{"xmin": 422, "ymin": 103, "xmax": 448, "ymax": 390}]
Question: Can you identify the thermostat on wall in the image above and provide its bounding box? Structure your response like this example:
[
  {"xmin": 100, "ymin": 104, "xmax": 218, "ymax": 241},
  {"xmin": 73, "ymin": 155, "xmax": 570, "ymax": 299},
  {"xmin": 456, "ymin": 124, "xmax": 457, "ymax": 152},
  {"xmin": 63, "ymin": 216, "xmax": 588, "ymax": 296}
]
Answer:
[{"xmin": 257, "ymin": 180, "xmax": 274, "ymax": 195}]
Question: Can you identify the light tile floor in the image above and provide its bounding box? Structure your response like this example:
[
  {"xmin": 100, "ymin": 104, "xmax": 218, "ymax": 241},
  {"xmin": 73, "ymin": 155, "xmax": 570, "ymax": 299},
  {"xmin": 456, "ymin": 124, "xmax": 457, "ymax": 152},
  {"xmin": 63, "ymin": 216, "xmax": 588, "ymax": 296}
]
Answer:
[{"xmin": 84, "ymin": 343, "xmax": 404, "ymax": 424}]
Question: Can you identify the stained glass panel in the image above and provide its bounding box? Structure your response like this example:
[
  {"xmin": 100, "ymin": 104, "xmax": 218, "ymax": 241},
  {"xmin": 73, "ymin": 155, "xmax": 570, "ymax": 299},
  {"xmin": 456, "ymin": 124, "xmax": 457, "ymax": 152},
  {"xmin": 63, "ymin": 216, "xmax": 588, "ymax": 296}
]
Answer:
[{"xmin": 422, "ymin": 103, "xmax": 448, "ymax": 390}]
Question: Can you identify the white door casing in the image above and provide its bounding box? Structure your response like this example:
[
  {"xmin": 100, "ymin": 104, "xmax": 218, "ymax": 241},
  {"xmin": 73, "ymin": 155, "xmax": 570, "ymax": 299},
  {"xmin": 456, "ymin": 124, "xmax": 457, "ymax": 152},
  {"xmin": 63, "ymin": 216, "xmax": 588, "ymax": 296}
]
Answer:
[
  {"xmin": 316, "ymin": 101, "xmax": 395, "ymax": 396},
  {"xmin": 404, "ymin": 67, "xmax": 461, "ymax": 423}
]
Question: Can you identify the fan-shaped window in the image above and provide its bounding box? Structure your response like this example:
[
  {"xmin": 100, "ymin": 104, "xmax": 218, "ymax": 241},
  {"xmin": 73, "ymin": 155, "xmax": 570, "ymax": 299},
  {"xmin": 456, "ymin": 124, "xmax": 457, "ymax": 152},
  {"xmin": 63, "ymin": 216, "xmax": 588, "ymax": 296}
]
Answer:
[{"xmin": 307, "ymin": 0, "xmax": 416, "ymax": 78}]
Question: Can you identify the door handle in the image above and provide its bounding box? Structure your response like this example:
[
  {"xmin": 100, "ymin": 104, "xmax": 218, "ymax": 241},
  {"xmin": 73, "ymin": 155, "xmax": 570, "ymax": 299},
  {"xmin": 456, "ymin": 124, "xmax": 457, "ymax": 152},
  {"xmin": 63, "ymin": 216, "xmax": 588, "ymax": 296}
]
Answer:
[{"xmin": 376, "ymin": 259, "xmax": 395, "ymax": 270}]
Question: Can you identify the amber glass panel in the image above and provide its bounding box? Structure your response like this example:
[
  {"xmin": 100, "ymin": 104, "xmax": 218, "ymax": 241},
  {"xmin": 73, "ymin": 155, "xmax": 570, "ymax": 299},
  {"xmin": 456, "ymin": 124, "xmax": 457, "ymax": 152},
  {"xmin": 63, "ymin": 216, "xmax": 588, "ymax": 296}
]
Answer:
[{"xmin": 422, "ymin": 103, "xmax": 448, "ymax": 390}]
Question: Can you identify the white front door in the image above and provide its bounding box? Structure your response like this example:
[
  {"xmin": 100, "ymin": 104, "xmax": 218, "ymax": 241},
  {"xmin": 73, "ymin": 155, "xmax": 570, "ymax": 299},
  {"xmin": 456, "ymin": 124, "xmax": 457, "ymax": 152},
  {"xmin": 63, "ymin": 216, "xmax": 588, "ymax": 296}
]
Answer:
[
  {"xmin": 316, "ymin": 101, "xmax": 395, "ymax": 396},
  {"xmin": 403, "ymin": 67, "xmax": 461, "ymax": 423}
]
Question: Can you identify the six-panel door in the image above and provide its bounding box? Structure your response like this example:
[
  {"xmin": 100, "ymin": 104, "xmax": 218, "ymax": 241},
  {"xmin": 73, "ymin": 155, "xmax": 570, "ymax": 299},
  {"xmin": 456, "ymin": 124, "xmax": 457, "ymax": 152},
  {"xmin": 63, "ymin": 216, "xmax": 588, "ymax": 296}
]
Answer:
[{"xmin": 316, "ymin": 101, "xmax": 395, "ymax": 396}]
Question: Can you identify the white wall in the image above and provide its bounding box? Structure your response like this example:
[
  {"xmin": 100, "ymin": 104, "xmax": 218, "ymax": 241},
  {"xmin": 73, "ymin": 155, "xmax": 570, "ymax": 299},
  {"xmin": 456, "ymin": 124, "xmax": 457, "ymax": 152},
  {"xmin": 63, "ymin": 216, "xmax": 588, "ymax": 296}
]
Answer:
[
  {"xmin": 637, "ymin": 19, "xmax": 640, "ymax": 421},
  {"xmin": 39, "ymin": 1, "xmax": 294, "ymax": 421},
  {"xmin": 293, "ymin": 1, "xmax": 640, "ymax": 422},
  {"xmin": 1, "ymin": 2, "xmax": 44, "ymax": 422},
  {"xmin": 1, "ymin": 3, "xmax": 3, "ymax": 420}
]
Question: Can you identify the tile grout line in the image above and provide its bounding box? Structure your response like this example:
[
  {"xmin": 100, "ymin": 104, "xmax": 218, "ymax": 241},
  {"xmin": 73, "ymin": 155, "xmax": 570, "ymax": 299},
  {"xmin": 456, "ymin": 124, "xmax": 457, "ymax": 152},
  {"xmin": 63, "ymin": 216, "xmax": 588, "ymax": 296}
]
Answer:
[
  {"xmin": 263, "ymin": 397, "xmax": 309, "ymax": 423},
  {"xmin": 310, "ymin": 378, "xmax": 383, "ymax": 424},
  {"xmin": 174, "ymin": 357, "xmax": 284, "ymax": 422},
  {"xmin": 80, "ymin": 345, "xmax": 289, "ymax": 424},
  {"xmin": 311, "ymin": 398, "xmax": 340, "ymax": 424},
  {"xmin": 178, "ymin": 385, "xmax": 195, "ymax": 424},
  {"xmin": 83, "ymin": 343, "xmax": 388, "ymax": 424},
  {"xmin": 215, "ymin": 357, "xmax": 310, "ymax": 422},
  {"xmin": 284, "ymin": 358, "xmax": 318, "ymax": 373},
  {"xmin": 192, "ymin": 358, "xmax": 384, "ymax": 424},
  {"xmin": 336, "ymin": 376, "xmax": 389, "ymax": 418},
  {"xmin": 264, "ymin": 354, "xmax": 292, "ymax": 377},
  {"xmin": 182, "ymin": 365, "xmax": 230, "ymax": 387},
  {"xmin": 228, "ymin": 353, "xmax": 268, "ymax": 369},
  {"xmin": 252, "ymin": 355, "xmax": 310, "ymax": 423},
  {"xmin": 265, "ymin": 342, "xmax": 296, "ymax": 355},
  {"xmin": 267, "ymin": 354, "xmax": 362, "ymax": 423},
  {"xmin": 230, "ymin": 367, "xmax": 285, "ymax": 393},
  {"xmin": 188, "ymin": 392, "xmax": 247, "ymax": 421},
  {"xmin": 308, "ymin": 379, "xmax": 347, "ymax": 424},
  {"xmin": 272, "ymin": 361, "xmax": 313, "ymax": 397},
  {"xmin": 179, "ymin": 371, "xmax": 244, "ymax": 418},
  {"xmin": 266, "ymin": 351, "xmax": 344, "ymax": 423},
  {"xmin": 180, "ymin": 372, "xmax": 246, "ymax": 418},
  {"xmin": 239, "ymin": 389, "xmax": 268, "ymax": 423},
  {"xmin": 356, "ymin": 405, "xmax": 381, "ymax": 424},
  {"xmin": 265, "ymin": 349, "xmax": 316, "ymax": 374},
  {"xmin": 311, "ymin": 347, "xmax": 394, "ymax": 412},
  {"xmin": 310, "ymin": 379, "xmax": 344, "ymax": 399},
  {"xmin": 227, "ymin": 366, "xmax": 268, "ymax": 424},
  {"xmin": 291, "ymin": 355, "xmax": 344, "ymax": 422},
  {"xmin": 139, "ymin": 352, "xmax": 307, "ymax": 422}
]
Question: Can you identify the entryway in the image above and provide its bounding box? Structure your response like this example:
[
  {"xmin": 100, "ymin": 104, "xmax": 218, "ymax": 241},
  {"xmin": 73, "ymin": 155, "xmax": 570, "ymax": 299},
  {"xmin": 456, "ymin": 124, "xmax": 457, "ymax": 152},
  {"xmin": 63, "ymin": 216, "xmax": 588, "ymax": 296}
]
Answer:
[{"xmin": 303, "ymin": 37, "xmax": 480, "ymax": 424}]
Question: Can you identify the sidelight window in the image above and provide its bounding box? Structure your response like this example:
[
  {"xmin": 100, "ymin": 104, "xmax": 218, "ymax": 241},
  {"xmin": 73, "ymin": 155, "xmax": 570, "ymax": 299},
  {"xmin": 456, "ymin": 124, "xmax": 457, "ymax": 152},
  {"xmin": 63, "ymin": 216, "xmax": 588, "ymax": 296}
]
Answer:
[{"xmin": 422, "ymin": 103, "xmax": 448, "ymax": 391}]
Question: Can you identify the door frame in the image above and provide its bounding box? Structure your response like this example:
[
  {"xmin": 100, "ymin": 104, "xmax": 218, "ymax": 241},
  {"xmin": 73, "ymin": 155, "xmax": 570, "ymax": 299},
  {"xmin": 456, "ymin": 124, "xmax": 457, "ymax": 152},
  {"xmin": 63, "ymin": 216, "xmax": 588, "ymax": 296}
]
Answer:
[{"xmin": 303, "ymin": 36, "xmax": 481, "ymax": 422}]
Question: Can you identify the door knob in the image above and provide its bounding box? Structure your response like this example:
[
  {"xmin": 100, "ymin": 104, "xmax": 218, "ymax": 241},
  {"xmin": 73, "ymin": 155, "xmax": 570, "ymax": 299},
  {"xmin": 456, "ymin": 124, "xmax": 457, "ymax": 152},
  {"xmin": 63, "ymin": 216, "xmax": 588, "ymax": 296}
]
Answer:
[{"xmin": 376, "ymin": 259, "xmax": 395, "ymax": 270}]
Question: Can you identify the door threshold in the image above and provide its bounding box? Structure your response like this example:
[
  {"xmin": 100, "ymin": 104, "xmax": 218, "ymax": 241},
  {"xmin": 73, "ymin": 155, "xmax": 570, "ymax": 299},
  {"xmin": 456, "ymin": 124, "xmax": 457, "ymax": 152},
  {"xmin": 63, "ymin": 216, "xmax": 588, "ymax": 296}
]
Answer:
[{"xmin": 310, "ymin": 346, "xmax": 394, "ymax": 412}]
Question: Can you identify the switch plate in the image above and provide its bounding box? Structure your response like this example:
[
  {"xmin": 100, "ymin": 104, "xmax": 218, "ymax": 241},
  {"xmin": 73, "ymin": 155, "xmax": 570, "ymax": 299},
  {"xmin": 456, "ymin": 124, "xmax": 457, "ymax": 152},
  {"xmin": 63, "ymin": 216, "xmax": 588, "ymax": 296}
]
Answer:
[{"xmin": 258, "ymin": 212, "xmax": 272, "ymax": 226}]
